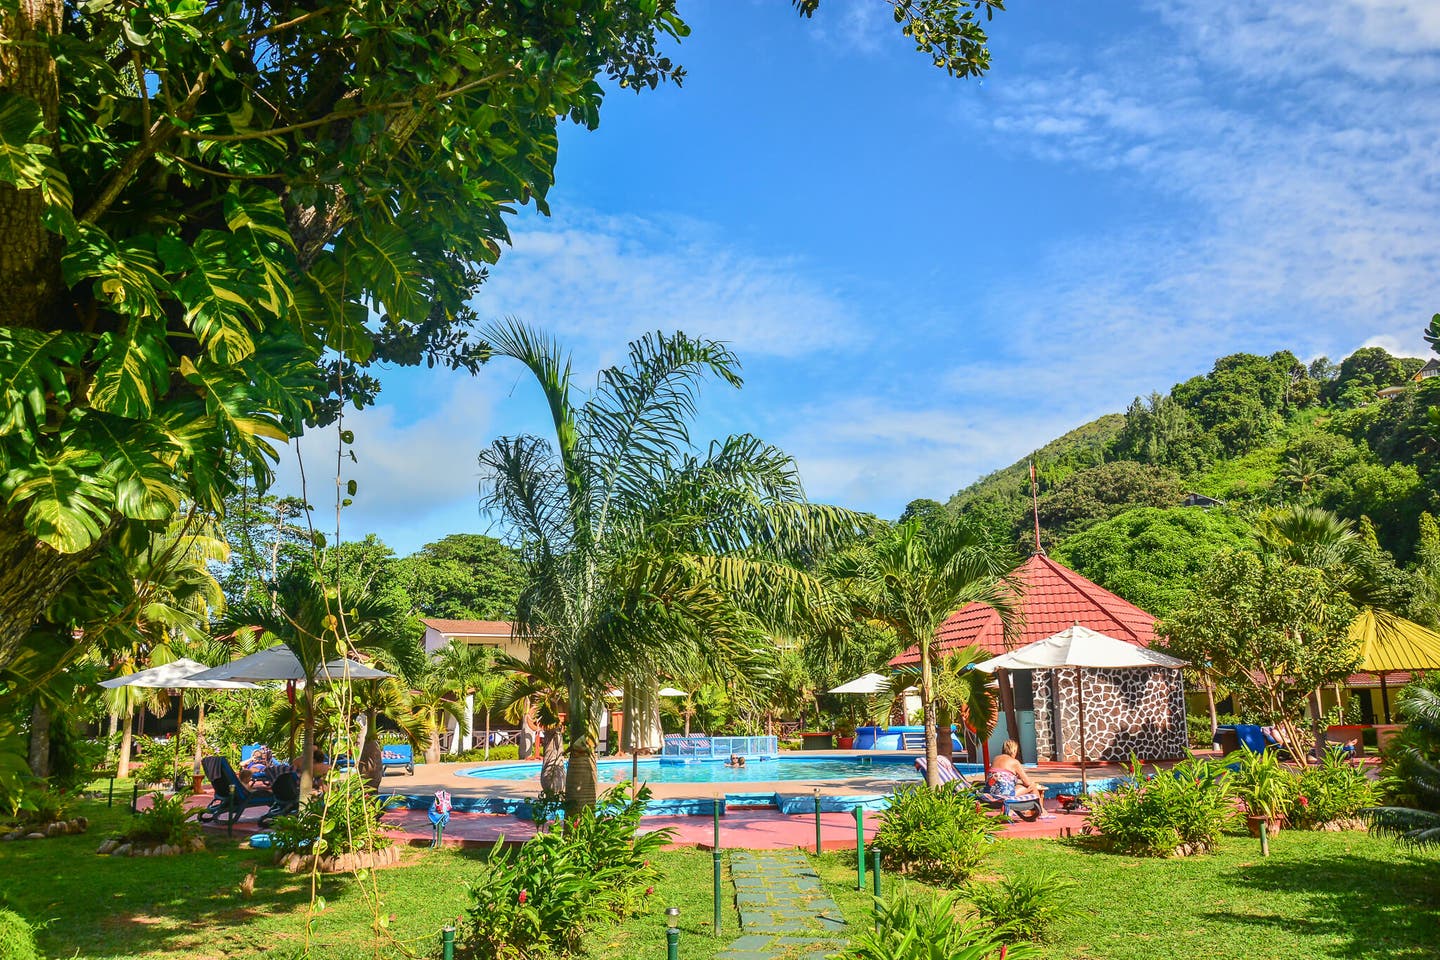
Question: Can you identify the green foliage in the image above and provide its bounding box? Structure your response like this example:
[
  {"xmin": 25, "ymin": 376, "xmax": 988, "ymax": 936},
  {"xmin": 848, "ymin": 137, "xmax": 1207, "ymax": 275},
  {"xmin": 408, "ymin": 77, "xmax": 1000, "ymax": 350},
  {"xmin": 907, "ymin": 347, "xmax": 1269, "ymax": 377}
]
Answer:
[
  {"xmin": 395, "ymin": 534, "xmax": 526, "ymax": 621},
  {"xmin": 1322, "ymin": 346, "xmax": 1414, "ymax": 408},
  {"xmin": 1170, "ymin": 352, "xmax": 1310, "ymax": 456},
  {"xmin": 841, "ymin": 888, "xmax": 1040, "ymax": 960},
  {"xmin": 462, "ymin": 784, "xmax": 671, "ymax": 959},
  {"xmin": 0, "ymin": 908, "xmax": 40, "ymax": 960},
  {"xmin": 1291, "ymin": 749, "xmax": 1376, "ymax": 828},
  {"xmin": 1037, "ymin": 461, "xmax": 1184, "ymax": 537},
  {"xmin": 5, "ymin": 784, "xmax": 71, "ymax": 829},
  {"xmin": 131, "ymin": 725, "xmax": 196, "ymax": 787},
  {"xmin": 1086, "ymin": 756, "xmax": 1235, "ymax": 856},
  {"xmin": 114, "ymin": 792, "xmax": 199, "ymax": 848},
  {"xmin": 447, "ymin": 744, "xmax": 519, "ymax": 763},
  {"xmin": 1368, "ymin": 674, "xmax": 1440, "ymax": 847},
  {"xmin": 964, "ymin": 869, "xmax": 1076, "ymax": 943},
  {"xmin": 1229, "ymin": 749, "xmax": 1295, "ymax": 820},
  {"xmin": 874, "ymin": 783, "xmax": 997, "ymax": 884},
  {"xmin": 1055, "ymin": 507, "xmax": 1253, "ymax": 618},
  {"xmin": 269, "ymin": 775, "xmax": 399, "ymax": 858},
  {"xmin": 1161, "ymin": 551, "xmax": 1359, "ymax": 727}
]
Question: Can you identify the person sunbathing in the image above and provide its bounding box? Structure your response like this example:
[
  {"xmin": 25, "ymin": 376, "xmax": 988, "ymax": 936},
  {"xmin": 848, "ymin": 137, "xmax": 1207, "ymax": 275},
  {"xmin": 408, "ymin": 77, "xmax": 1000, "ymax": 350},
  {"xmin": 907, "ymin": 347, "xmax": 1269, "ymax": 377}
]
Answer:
[{"xmin": 987, "ymin": 739, "xmax": 1040, "ymax": 797}]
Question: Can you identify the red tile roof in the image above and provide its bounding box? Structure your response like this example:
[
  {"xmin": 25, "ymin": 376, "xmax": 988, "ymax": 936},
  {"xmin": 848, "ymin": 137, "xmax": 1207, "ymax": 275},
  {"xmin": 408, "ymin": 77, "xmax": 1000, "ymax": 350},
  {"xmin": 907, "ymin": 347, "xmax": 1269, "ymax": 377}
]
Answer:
[
  {"xmin": 420, "ymin": 618, "xmax": 515, "ymax": 637},
  {"xmin": 889, "ymin": 553, "xmax": 1158, "ymax": 669}
]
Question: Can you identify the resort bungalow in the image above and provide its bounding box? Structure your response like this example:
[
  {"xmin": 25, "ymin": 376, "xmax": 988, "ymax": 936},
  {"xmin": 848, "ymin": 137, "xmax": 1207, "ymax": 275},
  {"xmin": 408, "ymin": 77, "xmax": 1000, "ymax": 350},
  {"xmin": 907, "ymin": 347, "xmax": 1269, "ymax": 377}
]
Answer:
[
  {"xmin": 1377, "ymin": 358, "xmax": 1440, "ymax": 399},
  {"xmin": 421, "ymin": 619, "xmax": 528, "ymax": 754},
  {"xmin": 889, "ymin": 553, "xmax": 1189, "ymax": 765}
]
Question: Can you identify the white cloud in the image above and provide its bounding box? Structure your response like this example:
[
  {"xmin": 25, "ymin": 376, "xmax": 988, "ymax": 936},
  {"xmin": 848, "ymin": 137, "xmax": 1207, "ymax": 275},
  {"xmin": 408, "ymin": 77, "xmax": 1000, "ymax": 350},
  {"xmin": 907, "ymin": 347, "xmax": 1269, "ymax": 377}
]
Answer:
[
  {"xmin": 471, "ymin": 212, "xmax": 862, "ymax": 361},
  {"xmin": 941, "ymin": 0, "xmax": 1440, "ymax": 431},
  {"xmin": 272, "ymin": 374, "xmax": 517, "ymax": 554}
]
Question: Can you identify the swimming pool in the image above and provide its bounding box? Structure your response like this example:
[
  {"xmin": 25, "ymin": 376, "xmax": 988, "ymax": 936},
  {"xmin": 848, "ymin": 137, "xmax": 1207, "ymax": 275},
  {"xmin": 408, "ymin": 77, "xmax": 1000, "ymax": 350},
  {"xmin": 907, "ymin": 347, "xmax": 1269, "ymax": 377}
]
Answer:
[{"xmin": 458, "ymin": 756, "xmax": 984, "ymax": 784}]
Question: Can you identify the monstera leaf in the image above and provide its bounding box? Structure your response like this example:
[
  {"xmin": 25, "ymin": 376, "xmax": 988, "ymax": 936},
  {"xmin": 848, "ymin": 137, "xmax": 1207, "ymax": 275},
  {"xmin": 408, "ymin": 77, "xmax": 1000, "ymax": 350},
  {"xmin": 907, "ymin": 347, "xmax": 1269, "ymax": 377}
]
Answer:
[
  {"xmin": 0, "ymin": 329, "xmax": 88, "ymax": 442},
  {"xmin": 0, "ymin": 449, "xmax": 114, "ymax": 552},
  {"xmin": 0, "ymin": 93, "xmax": 51, "ymax": 189},
  {"xmin": 88, "ymin": 324, "xmax": 171, "ymax": 420}
]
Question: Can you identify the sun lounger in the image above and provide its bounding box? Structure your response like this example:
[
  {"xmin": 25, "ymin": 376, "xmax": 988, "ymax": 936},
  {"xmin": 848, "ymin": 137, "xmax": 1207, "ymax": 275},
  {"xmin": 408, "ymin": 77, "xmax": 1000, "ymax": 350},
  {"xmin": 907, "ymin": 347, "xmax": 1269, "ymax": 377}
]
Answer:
[
  {"xmin": 257, "ymin": 771, "xmax": 300, "ymax": 827},
  {"xmin": 197, "ymin": 756, "xmax": 277, "ymax": 835},
  {"xmin": 380, "ymin": 744, "xmax": 415, "ymax": 775},
  {"xmin": 914, "ymin": 755, "xmax": 966, "ymax": 785}
]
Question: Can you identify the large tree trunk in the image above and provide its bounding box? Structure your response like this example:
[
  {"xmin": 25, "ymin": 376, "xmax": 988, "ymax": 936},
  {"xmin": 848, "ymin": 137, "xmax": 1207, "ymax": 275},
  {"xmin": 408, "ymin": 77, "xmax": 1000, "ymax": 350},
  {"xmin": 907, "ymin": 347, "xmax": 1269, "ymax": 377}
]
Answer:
[
  {"xmin": 117, "ymin": 709, "xmax": 134, "ymax": 778},
  {"xmin": 105, "ymin": 711, "xmax": 118, "ymax": 762},
  {"xmin": 564, "ymin": 678, "xmax": 599, "ymax": 816},
  {"xmin": 539, "ymin": 725, "xmax": 565, "ymax": 796},
  {"xmin": 425, "ymin": 715, "xmax": 442, "ymax": 765},
  {"xmin": 920, "ymin": 643, "xmax": 938, "ymax": 788},
  {"xmin": 27, "ymin": 700, "xmax": 50, "ymax": 778},
  {"xmin": 0, "ymin": 0, "xmax": 65, "ymax": 332},
  {"xmin": 299, "ymin": 688, "xmax": 317, "ymax": 798},
  {"xmin": 0, "ymin": 517, "xmax": 109, "ymax": 674}
]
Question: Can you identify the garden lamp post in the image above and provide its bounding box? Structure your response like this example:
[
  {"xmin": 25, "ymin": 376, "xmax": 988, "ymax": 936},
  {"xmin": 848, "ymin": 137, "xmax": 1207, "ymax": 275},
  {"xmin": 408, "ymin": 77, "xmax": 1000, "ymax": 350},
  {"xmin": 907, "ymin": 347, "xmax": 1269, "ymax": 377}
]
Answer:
[{"xmin": 665, "ymin": 906, "xmax": 680, "ymax": 960}]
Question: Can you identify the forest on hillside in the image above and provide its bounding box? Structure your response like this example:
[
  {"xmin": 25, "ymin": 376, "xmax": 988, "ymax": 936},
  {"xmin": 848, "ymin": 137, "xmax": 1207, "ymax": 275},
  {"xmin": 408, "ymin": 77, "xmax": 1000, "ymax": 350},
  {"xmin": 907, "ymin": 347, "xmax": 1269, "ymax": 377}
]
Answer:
[{"xmin": 915, "ymin": 336, "xmax": 1440, "ymax": 624}]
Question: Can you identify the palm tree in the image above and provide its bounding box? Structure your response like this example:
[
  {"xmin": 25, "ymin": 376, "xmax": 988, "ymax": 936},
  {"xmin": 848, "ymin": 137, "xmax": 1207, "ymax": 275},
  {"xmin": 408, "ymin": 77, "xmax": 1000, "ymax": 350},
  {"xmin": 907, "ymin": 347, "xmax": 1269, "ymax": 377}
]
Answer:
[
  {"xmin": 931, "ymin": 645, "xmax": 996, "ymax": 762},
  {"xmin": 94, "ymin": 520, "xmax": 229, "ymax": 777},
  {"xmin": 828, "ymin": 516, "xmax": 1017, "ymax": 787},
  {"xmin": 1366, "ymin": 683, "xmax": 1440, "ymax": 847},
  {"xmin": 405, "ymin": 660, "xmax": 470, "ymax": 764},
  {"xmin": 435, "ymin": 640, "xmax": 496, "ymax": 752},
  {"xmin": 222, "ymin": 565, "xmax": 422, "ymax": 797},
  {"xmin": 478, "ymin": 322, "xmax": 863, "ymax": 812}
]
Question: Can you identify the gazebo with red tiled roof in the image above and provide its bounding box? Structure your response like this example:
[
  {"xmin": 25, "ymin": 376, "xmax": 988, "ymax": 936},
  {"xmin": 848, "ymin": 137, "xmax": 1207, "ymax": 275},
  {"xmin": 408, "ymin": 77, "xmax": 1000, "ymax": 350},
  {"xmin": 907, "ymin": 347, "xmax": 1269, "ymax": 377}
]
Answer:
[
  {"xmin": 889, "ymin": 553, "xmax": 1188, "ymax": 764},
  {"xmin": 888, "ymin": 553, "xmax": 1156, "ymax": 668}
]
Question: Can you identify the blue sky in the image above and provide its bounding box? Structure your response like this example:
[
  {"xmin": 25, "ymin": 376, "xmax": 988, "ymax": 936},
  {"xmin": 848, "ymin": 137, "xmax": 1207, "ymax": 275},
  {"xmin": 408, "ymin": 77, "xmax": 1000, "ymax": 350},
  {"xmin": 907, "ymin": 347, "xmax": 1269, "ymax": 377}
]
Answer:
[{"xmin": 276, "ymin": 0, "xmax": 1440, "ymax": 556}]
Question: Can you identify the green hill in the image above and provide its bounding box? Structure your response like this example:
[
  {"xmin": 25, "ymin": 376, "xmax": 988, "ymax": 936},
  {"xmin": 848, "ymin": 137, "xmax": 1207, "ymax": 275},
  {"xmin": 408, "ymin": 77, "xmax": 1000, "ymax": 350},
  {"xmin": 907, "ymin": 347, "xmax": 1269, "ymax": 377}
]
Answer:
[{"xmin": 934, "ymin": 342, "xmax": 1440, "ymax": 622}]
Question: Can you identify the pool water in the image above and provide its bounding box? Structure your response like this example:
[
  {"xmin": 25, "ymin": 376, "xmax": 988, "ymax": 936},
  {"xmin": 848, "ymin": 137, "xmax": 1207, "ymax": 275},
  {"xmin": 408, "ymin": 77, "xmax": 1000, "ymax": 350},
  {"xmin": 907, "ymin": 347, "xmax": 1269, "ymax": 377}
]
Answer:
[{"xmin": 459, "ymin": 756, "xmax": 983, "ymax": 784}]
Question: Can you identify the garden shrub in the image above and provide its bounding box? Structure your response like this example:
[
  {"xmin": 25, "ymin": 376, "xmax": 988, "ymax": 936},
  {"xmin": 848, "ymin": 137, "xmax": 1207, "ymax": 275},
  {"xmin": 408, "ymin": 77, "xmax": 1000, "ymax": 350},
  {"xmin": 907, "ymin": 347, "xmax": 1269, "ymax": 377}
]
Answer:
[
  {"xmin": 114, "ymin": 793, "xmax": 200, "ymax": 847},
  {"xmin": 1229, "ymin": 748, "xmax": 1295, "ymax": 821},
  {"xmin": 1087, "ymin": 756, "xmax": 1235, "ymax": 856},
  {"xmin": 271, "ymin": 775, "xmax": 400, "ymax": 857},
  {"xmin": 0, "ymin": 909, "xmax": 40, "ymax": 960},
  {"xmin": 131, "ymin": 725, "xmax": 198, "ymax": 787},
  {"xmin": 1291, "ymin": 747, "xmax": 1376, "ymax": 828},
  {"xmin": 964, "ymin": 869, "xmax": 1076, "ymax": 943},
  {"xmin": 446, "ymin": 744, "xmax": 519, "ymax": 763},
  {"xmin": 874, "ymin": 783, "xmax": 997, "ymax": 884},
  {"xmin": 463, "ymin": 784, "xmax": 671, "ymax": 959},
  {"xmin": 842, "ymin": 888, "xmax": 1040, "ymax": 960},
  {"xmin": 6, "ymin": 785, "xmax": 71, "ymax": 828}
]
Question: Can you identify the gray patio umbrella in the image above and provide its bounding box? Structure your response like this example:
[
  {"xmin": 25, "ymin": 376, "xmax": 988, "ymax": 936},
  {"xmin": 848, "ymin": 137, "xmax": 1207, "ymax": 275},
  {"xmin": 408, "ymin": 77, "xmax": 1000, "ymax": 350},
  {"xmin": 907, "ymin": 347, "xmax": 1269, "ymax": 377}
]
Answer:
[
  {"xmin": 189, "ymin": 645, "xmax": 393, "ymax": 764},
  {"xmin": 99, "ymin": 659, "xmax": 258, "ymax": 786}
]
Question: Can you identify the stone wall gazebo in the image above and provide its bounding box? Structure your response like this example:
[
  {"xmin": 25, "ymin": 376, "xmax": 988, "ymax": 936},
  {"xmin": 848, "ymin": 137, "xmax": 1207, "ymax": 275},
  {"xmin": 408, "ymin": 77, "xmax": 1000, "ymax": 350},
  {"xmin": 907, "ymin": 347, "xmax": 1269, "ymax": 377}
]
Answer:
[{"xmin": 890, "ymin": 553, "xmax": 1189, "ymax": 762}]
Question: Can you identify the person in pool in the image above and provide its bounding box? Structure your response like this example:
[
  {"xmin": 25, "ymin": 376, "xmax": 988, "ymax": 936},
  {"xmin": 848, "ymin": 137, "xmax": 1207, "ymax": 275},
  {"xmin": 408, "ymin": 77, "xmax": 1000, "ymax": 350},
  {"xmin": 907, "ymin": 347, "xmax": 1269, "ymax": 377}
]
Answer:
[
  {"xmin": 725, "ymin": 754, "xmax": 746, "ymax": 767},
  {"xmin": 987, "ymin": 739, "xmax": 1040, "ymax": 797}
]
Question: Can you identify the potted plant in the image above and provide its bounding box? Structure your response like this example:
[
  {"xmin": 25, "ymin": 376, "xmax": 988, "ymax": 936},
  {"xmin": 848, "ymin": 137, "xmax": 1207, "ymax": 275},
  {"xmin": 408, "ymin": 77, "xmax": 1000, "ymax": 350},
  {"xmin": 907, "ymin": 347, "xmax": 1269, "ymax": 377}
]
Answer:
[
  {"xmin": 834, "ymin": 718, "xmax": 857, "ymax": 750},
  {"xmin": 1232, "ymin": 749, "xmax": 1294, "ymax": 837}
]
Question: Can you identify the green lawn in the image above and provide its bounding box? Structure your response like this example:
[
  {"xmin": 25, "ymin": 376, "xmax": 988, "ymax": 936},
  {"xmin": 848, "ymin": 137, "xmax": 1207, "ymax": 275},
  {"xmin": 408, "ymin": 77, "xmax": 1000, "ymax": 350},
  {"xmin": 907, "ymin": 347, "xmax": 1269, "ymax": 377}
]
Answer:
[{"xmin": 1, "ymin": 793, "xmax": 1437, "ymax": 959}]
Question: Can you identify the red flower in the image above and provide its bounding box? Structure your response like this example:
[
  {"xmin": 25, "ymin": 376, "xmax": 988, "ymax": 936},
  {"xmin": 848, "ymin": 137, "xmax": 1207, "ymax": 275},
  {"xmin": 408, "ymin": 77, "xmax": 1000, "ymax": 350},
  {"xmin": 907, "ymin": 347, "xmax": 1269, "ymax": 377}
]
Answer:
[
  {"xmin": 645, "ymin": 886, "xmax": 655, "ymax": 897},
  {"xmin": 1298, "ymin": 796, "xmax": 1309, "ymax": 807},
  {"xmin": 518, "ymin": 890, "xmax": 528, "ymax": 904}
]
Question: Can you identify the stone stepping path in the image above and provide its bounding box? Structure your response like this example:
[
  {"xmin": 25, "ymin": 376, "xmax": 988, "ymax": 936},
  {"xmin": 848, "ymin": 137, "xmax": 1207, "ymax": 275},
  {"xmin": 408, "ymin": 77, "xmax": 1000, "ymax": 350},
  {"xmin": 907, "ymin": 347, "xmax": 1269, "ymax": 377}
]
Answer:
[{"xmin": 718, "ymin": 850, "xmax": 847, "ymax": 960}]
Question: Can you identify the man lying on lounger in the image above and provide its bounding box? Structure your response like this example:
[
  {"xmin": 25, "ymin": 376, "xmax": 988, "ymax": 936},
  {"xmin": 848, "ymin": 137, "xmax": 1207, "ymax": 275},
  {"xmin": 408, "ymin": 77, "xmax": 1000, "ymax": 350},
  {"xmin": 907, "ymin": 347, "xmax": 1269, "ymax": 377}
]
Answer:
[{"xmin": 986, "ymin": 740, "xmax": 1041, "ymax": 798}]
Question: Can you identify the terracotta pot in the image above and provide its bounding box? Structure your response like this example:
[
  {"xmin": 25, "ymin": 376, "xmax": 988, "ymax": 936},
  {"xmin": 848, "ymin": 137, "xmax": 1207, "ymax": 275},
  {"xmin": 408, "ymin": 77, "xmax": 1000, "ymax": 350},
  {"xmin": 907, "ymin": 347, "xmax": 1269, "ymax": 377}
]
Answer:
[
  {"xmin": 836, "ymin": 736, "xmax": 855, "ymax": 749},
  {"xmin": 1245, "ymin": 814, "xmax": 1285, "ymax": 838}
]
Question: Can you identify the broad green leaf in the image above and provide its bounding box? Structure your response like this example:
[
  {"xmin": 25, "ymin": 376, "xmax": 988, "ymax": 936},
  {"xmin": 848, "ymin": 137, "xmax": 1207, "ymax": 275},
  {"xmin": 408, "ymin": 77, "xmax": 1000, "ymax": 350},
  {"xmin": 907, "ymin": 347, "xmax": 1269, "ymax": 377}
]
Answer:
[
  {"xmin": 79, "ymin": 412, "xmax": 183, "ymax": 521},
  {"xmin": 0, "ymin": 450, "xmax": 113, "ymax": 553},
  {"xmin": 0, "ymin": 93, "xmax": 51, "ymax": 189},
  {"xmin": 0, "ymin": 328, "xmax": 88, "ymax": 441},
  {"xmin": 89, "ymin": 323, "xmax": 170, "ymax": 419},
  {"xmin": 159, "ymin": 233, "xmax": 260, "ymax": 365},
  {"xmin": 61, "ymin": 226, "xmax": 168, "ymax": 318}
]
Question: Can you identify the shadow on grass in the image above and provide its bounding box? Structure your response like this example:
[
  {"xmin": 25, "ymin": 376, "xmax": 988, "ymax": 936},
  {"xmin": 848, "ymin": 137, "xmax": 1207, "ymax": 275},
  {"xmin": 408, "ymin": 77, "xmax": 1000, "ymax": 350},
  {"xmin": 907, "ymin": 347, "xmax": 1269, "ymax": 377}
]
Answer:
[
  {"xmin": 1206, "ymin": 846, "xmax": 1440, "ymax": 959},
  {"xmin": 0, "ymin": 800, "xmax": 494, "ymax": 960}
]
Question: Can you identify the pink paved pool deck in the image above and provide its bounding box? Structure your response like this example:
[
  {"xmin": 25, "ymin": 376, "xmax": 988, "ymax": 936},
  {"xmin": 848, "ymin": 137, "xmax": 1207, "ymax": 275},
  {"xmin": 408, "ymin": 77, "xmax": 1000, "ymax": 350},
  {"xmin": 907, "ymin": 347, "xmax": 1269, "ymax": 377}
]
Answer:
[{"xmin": 173, "ymin": 790, "xmax": 1094, "ymax": 851}]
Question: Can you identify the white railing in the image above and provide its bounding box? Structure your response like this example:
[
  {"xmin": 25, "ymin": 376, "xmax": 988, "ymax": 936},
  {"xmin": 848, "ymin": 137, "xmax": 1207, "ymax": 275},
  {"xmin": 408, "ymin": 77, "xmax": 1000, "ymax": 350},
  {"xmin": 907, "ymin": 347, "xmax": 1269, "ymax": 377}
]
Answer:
[{"xmin": 660, "ymin": 735, "xmax": 778, "ymax": 762}]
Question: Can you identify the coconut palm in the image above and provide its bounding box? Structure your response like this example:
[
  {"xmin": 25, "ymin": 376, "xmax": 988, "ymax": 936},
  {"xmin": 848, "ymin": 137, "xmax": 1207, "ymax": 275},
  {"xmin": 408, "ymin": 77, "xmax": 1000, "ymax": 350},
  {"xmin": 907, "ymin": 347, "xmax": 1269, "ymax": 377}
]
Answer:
[
  {"xmin": 931, "ymin": 645, "xmax": 996, "ymax": 762},
  {"xmin": 828, "ymin": 517, "xmax": 1017, "ymax": 787},
  {"xmin": 435, "ymin": 640, "xmax": 496, "ymax": 752},
  {"xmin": 405, "ymin": 660, "xmax": 470, "ymax": 764},
  {"xmin": 478, "ymin": 322, "xmax": 863, "ymax": 812},
  {"xmin": 222, "ymin": 565, "xmax": 423, "ymax": 797}
]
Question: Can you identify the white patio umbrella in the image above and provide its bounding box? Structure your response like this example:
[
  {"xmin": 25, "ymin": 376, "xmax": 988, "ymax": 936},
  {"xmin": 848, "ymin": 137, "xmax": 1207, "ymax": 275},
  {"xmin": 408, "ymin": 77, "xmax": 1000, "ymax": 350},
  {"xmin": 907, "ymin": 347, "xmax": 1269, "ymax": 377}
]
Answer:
[
  {"xmin": 187, "ymin": 645, "xmax": 393, "ymax": 683},
  {"xmin": 100, "ymin": 659, "xmax": 258, "ymax": 786},
  {"xmin": 657, "ymin": 686, "xmax": 688, "ymax": 697},
  {"xmin": 975, "ymin": 625, "xmax": 1187, "ymax": 790},
  {"xmin": 828, "ymin": 673, "xmax": 893, "ymax": 695}
]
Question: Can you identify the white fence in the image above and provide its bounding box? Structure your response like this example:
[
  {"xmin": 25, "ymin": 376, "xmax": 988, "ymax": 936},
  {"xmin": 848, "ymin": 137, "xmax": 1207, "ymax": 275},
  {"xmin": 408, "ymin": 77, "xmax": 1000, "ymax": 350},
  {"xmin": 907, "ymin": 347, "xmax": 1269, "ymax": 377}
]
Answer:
[{"xmin": 660, "ymin": 735, "xmax": 779, "ymax": 762}]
